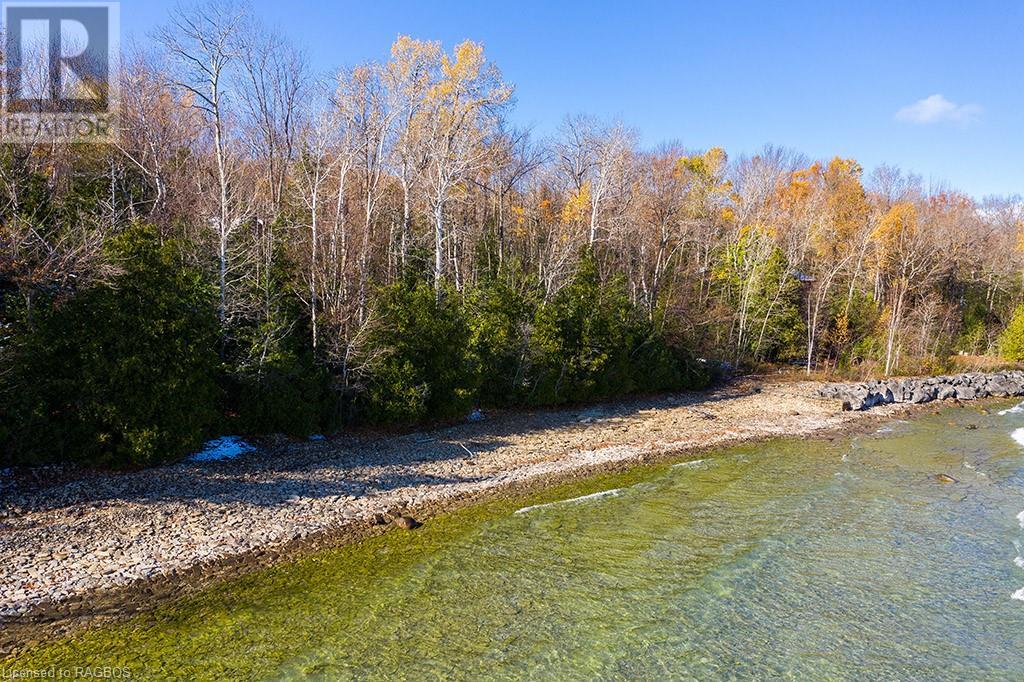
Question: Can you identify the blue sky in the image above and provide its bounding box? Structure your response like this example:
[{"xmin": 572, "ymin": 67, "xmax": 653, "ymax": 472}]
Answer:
[{"xmin": 123, "ymin": 0, "xmax": 1024, "ymax": 198}]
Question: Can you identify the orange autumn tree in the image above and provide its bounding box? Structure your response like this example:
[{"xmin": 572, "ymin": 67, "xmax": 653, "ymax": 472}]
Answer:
[
  {"xmin": 871, "ymin": 201, "xmax": 923, "ymax": 375},
  {"xmin": 782, "ymin": 157, "xmax": 870, "ymax": 372}
]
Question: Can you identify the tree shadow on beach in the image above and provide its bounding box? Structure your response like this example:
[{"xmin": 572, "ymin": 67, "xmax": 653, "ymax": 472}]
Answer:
[{"xmin": 1, "ymin": 381, "xmax": 768, "ymax": 514}]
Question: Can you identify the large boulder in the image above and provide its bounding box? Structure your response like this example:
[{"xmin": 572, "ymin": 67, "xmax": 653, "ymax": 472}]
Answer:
[
  {"xmin": 843, "ymin": 386, "xmax": 871, "ymax": 410},
  {"xmin": 956, "ymin": 386, "xmax": 977, "ymax": 400},
  {"xmin": 819, "ymin": 384, "xmax": 842, "ymax": 399},
  {"xmin": 987, "ymin": 378, "xmax": 1012, "ymax": 397},
  {"xmin": 816, "ymin": 371, "xmax": 1021, "ymax": 410},
  {"xmin": 899, "ymin": 380, "xmax": 916, "ymax": 401},
  {"xmin": 883, "ymin": 381, "xmax": 903, "ymax": 400},
  {"xmin": 910, "ymin": 386, "xmax": 935, "ymax": 404}
]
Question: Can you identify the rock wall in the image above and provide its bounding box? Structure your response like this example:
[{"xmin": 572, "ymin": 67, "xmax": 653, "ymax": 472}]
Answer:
[{"xmin": 818, "ymin": 371, "xmax": 1024, "ymax": 411}]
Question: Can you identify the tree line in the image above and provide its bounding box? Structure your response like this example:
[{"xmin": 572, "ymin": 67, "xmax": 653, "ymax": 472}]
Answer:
[{"xmin": 2, "ymin": 1, "xmax": 1023, "ymax": 467}]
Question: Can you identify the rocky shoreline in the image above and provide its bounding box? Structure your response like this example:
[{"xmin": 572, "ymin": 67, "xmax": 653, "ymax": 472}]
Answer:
[
  {"xmin": 818, "ymin": 370, "xmax": 1024, "ymax": 410},
  {"xmin": 0, "ymin": 376, "xmax": 993, "ymax": 655}
]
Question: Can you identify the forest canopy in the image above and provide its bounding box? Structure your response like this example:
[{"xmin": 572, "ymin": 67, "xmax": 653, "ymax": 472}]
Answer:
[{"xmin": 2, "ymin": 1, "xmax": 1023, "ymax": 467}]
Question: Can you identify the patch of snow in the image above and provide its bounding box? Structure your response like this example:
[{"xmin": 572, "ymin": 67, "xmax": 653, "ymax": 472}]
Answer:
[{"xmin": 188, "ymin": 436, "xmax": 255, "ymax": 463}]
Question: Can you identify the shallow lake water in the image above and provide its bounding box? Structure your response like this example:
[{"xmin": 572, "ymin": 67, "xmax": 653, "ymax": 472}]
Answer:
[{"xmin": 8, "ymin": 404, "xmax": 1024, "ymax": 679}]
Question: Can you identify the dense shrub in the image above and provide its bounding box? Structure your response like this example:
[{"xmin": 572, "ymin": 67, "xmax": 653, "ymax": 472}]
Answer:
[
  {"xmin": 223, "ymin": 248, "xmax": 340, "ymax": 437},
  {"xmin": 713, "ymin": 240, "xmax": 805, "ymax": 363},
  {"xmin": 1000, "ymin": 306, "xmax": 1024, "ymax": 362},
  {"xmin": 527, "ymin": 256, "xmax": 632, "ymax": 403},
  {"xmin": 355, "ymin": 255, "xmax": 710, "ymax": 419},
  {"xmin": 0, "ymin": 224, "xmax": 220, "ymax": 467},
  {"xmin": 523, "ymin": 254, "xmax": 705, "ymax": 405},
  {"xmin": 465, "ymin": 262, "xmax": 539, "ymax": 406},
  {"xmin": 0, "ymin": 232, "xmax": 712, "ymax": 469},
  {"xmin": 361, "ymin": 279, "xmax": 474, "ymax": 423},
  {"xmin": 827, "ymin": 291, "xmax": 880, "ymax": 367},
  {"xmin": 957, "ymin": 291, "xmax": 990, "ymax": 354},
  {"xmin": 231, "ymin": 348, "xmax": 335, "ymax": 437}
]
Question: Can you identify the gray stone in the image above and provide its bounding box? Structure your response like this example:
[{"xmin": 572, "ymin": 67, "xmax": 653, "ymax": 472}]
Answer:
[
  {"xmin": 956, "ymin": 386, "xmax": 977, "ymax": 400},
  {"xmin": 817, "ymin": 371, "xmax": 1019, "ymax": 411},
  {"xmin": 910, "ymin": 387, "xmax": 935, "ymax": 404},
  {"xmin": 989, "ymin": 381, "xmax": 1011, "ymax": 397}
]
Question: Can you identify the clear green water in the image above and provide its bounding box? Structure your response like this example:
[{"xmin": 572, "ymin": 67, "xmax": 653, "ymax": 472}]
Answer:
[{"xmin": 7, "ymin": 405, "xmax": 1024, "ymax": 680}]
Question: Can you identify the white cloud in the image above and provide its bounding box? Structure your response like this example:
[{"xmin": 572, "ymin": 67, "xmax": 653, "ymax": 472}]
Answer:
[{"xmin": 895, "ymin": 94, "xmax": 982, "ymax": 125}]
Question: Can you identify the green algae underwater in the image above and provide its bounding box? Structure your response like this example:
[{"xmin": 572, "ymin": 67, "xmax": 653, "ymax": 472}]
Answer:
[{"xmin": 7, "ymin": 405, "xmax": 1024, "ymax": 680}]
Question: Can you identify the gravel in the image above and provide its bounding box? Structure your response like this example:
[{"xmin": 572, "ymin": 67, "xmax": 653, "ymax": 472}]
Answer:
[{"xmin": 0, "ymin": 379, "xmax": 898, "ymax": 620}]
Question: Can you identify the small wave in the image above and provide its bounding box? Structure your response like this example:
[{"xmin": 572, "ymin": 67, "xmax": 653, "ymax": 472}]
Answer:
[
  {"xmin": 1012, "ymin": 429, "xmax": 1024, "ymax": 448},
  {"xmin": 999, "ymin": 401, "xmax": 1024, "ymax": 416},
  {"xmin": 672, "ymin": 459, "xmax": 707, "ymax": 469},
  {"xmin": 1017, "ymin": 511, "xmax": 1024, "ymax": 529},
  {"xmin": 876, "ymin": 420, "xmax": 911, "ymax": 434},
  {"xmin": 1015, "ymin": 556, "xmax": 1024, "ymax": 569},
  {"xmin": 1013, "ymin": 587, "xmax": 1024, "ymax": 602},
  {"xmin": 514, "ymin": 488, "xmax": 621, "ymax": 514}
]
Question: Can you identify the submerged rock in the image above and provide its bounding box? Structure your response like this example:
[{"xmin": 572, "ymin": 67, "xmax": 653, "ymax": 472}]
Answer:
[
  {"xmin": 935, "ymin": 474, "xmax": 958, "ymax": 484},
  {"xmin": 393, "ymin": 515, "xmax": 421, "ymax": 530}
]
